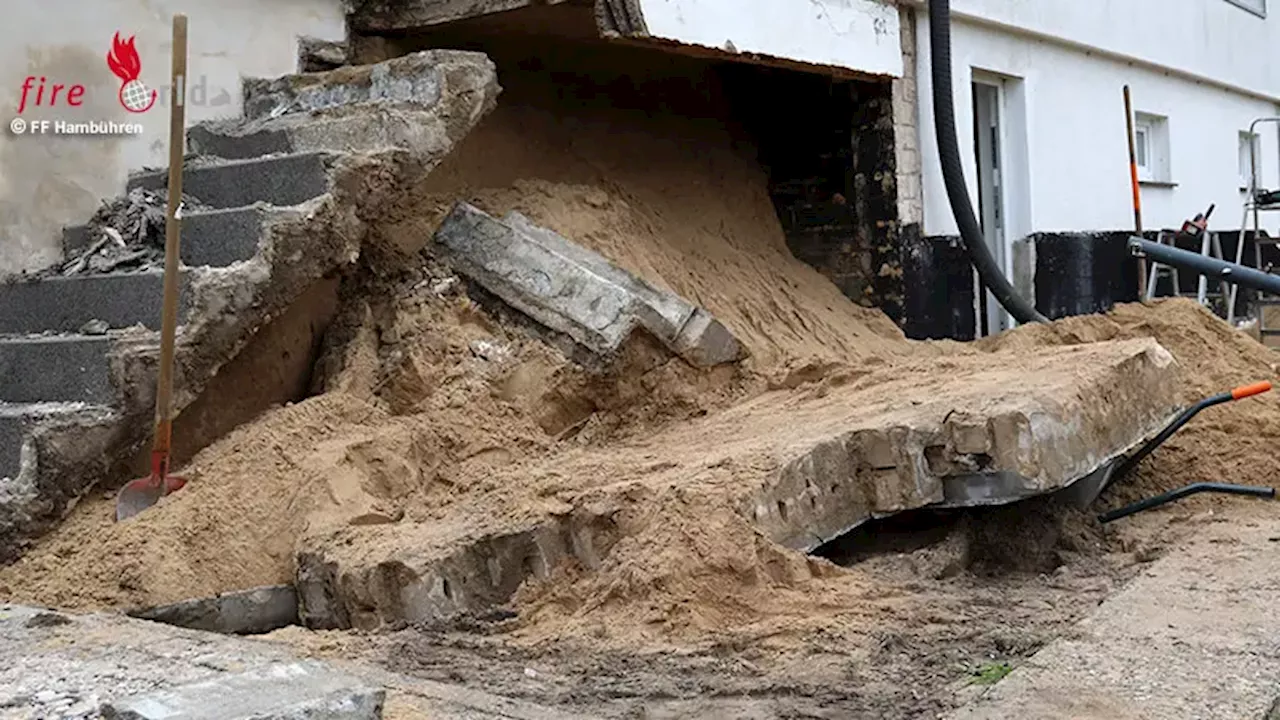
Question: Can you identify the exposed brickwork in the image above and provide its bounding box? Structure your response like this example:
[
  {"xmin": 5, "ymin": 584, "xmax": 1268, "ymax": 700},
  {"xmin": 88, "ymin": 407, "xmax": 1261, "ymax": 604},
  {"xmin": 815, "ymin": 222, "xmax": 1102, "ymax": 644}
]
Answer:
[{"xmin": 892, "ymin": 6, "xmax": 922, "ymax": 227}]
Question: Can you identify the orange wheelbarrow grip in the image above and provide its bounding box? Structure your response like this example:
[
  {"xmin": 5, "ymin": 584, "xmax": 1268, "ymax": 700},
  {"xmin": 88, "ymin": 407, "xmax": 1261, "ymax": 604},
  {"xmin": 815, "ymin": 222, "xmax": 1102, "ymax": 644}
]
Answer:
[{"xmin": 1231, "ymin": 381, "xmax": 1273, "ymax": 400}]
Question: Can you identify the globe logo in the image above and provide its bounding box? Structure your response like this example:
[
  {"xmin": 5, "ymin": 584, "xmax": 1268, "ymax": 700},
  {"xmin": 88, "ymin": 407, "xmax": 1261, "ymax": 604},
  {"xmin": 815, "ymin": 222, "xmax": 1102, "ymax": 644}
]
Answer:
[{"xmin": 107, "ymin": 33, "xmax": 158, "ymax": 114}]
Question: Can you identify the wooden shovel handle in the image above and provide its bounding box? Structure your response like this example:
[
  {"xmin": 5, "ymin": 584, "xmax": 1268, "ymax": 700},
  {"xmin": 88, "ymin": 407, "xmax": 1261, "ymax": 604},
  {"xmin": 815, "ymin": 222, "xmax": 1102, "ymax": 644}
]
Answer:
[{"xmin": 153, "ymin": 14, "xmax": 187, "ymax": 452}]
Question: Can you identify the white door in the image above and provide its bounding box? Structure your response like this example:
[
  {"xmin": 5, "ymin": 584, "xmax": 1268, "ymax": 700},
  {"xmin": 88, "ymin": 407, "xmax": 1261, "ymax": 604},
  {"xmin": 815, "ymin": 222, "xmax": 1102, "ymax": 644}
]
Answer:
[{"xmin": 972, "ymin": 79, "xmax": 1010, "ymax": 336}]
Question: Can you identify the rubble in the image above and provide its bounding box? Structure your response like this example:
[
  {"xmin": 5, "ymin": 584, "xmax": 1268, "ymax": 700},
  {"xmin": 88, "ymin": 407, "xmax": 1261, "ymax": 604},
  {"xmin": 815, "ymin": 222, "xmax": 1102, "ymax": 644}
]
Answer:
[{"xmin": 55, "ymin": 189, "xmax": 210, "ymax": 277}]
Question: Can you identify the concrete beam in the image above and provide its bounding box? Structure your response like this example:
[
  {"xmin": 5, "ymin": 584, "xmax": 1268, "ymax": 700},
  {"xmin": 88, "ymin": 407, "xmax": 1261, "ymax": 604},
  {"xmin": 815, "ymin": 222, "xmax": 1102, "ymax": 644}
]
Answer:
[
  {"xmin": 190, "ymin": 50, "xmax": 501, "ymax": 161},
  {"xmin": 434, "ymin": 202, "xmax": 746, "ymax": 367},
  {"xmin": 349, "ymin": 0, "xmax": 575, "ymax": 32}
]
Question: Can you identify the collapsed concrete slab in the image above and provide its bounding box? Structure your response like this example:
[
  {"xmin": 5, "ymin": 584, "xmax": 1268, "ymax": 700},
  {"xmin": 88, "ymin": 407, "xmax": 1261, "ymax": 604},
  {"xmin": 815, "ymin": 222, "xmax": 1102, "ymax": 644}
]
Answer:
[
  {"xmin": 0, "ymin": 603, "xmax": 584, "ymax": 719},
  {"xmin": 296, "ymin": 339, "xmax": 1180, "ymax": 629},
  {"xmin": 0, "ymin": 50, "xmax": 501, "ymax": 562},
  {"xmin": 434, "ymin": 202, "xmax": 746, "ymax": 367},
  {"xmin": 189, "ymin": 50, "xmax": 501, "ymax": 160}
]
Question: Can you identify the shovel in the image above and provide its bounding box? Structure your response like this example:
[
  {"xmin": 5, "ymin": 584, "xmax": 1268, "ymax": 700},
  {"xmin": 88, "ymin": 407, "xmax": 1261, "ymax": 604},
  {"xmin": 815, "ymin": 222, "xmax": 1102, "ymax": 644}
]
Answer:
[{"xmin": 117, "ymin": 14, "xmax": 190, "ymax": 522}]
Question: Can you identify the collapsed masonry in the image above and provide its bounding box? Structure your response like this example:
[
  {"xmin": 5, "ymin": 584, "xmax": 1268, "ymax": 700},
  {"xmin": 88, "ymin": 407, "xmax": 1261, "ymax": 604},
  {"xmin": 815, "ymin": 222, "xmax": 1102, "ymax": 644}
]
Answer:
[
  {"xmin": 0, "ymin": 49, "xmax": 502, "ymax": 559},
  {"xmin": 0, "ymin": 36, "xmax": 1187, "ymax": 638}
]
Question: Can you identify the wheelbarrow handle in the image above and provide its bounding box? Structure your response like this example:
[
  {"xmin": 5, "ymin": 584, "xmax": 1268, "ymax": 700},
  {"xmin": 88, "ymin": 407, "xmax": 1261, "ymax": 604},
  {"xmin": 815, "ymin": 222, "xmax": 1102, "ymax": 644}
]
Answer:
[{"xmin": 1232, "ymin": 381, "xmax": 1272, "ymax": 400}]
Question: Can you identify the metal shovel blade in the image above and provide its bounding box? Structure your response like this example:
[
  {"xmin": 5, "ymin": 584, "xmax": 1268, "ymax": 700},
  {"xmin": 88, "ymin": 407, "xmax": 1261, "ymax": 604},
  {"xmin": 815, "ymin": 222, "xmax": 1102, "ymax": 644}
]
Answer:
[
  {"xmin": 115, "ymin": 474, "xmax": 187, "ymax": 522},
  {"xmin": 116, "ymin": 477, "xmax": 165, "ymax": 522}
]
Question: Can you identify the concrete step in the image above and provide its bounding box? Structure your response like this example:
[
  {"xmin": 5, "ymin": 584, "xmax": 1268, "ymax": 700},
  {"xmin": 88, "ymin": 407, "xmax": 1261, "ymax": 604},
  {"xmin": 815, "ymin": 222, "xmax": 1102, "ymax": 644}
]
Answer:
[
  {"xmin": 0, "ymin": 402, "xmax": 107, "ymax": 480},
  {"xmin": 0, "ymin": 335, "xmax": 113, "ymax": 404},
  {"xmin": 63, "ymin": 206, "xmax": 264, "ymax": 266},
  {"xmin": 0, "ymin": 271, "xmax": 188, "ymax": 335},
  {"xmin": 127, "ymin": 153, "xmax": 330, "ymax": 209}
]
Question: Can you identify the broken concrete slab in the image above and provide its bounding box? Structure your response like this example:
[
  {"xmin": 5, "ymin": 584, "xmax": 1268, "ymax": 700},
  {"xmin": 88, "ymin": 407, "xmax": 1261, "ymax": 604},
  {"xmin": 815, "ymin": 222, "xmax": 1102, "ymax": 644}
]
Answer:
[
  {"xmin": 0, "ymin": 603, "xmax": 587, "ymax": 720},
  {"xmin": 189, "ymin": 50, "xmax": 500, "ymax": 160},
  {"xmin": 130, "ymin": 585, "xmax": 299, "ymax": 636},
  {"xmin": 295, "ymin": 339, "xmax": 1179, "ymax": 629},
  {"xmin": 128, "ymin": 153, "xmax": 332, "ymax": 210},
  {"xmin": 435, "ymin": 202, "xmax": 746, "ymax": 367},
  {"xmin": 100, "ymin": 661, "xmax": 385, "ymax": 720}
]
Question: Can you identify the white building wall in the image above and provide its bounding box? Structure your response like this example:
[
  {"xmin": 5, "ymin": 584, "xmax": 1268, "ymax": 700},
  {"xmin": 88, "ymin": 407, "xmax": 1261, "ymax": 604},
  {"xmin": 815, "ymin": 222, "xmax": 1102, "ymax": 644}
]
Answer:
[
  {"xmin": 914, "ymin": 0, "xmax": 1280, "ymax": 237},
  {"xmin": 0, "ymin": 0, "xmax": 346, "ymax": 277}
]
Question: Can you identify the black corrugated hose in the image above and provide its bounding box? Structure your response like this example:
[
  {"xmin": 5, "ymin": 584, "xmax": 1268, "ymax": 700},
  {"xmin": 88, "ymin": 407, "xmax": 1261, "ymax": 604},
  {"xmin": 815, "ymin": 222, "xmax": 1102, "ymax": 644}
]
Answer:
[{"xmin": 927, "ymin": 0, "xmax": 1047, "ymax": 324}]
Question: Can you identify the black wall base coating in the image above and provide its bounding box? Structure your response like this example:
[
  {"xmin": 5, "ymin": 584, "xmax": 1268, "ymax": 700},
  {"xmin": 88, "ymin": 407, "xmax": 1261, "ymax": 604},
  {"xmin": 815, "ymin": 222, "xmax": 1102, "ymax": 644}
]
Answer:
[
  {"xmin": 901, "ymin": 228, "xmax": 976, "ymax": 340},
  {"xmin": 1034, "ymin": 232, "xmax": 1141, "ymax": 320},
  {"xmin": 901, "ymin": 230, "xmax": 1277, "ymax": 340}
]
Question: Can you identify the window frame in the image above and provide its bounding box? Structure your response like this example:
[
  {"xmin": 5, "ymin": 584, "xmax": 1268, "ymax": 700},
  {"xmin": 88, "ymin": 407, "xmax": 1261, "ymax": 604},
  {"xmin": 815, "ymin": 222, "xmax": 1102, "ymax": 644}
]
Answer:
[
  {"xmin": 1239, "ymin": 130, "xmax": 1262, "ymax": 189},
  {"xmin": 1134, "ymin": 120, "xmax": 1153, "ymax": 182},
  {"xmin": 1133, "ymin": 111, "xmax": 1171, "ymax": 185}
]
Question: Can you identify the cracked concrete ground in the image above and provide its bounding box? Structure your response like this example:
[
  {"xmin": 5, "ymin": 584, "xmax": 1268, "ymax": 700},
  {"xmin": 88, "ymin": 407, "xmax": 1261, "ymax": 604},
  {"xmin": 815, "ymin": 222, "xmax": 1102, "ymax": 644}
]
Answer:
[
  {"xmin": 948, "ymin": 504, "xmax": 1280, "ymax": 720},
  {"xmin": 0, "ymin": 603, "xmax": 586, "ymax": 720}
]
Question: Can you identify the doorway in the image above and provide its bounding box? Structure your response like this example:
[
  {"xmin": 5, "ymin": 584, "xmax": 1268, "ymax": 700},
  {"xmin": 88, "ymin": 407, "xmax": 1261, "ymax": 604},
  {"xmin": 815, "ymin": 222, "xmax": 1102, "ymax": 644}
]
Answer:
[{"xmin": 971, "ymin": 77, "xmax": 1008, "ymax": 336}]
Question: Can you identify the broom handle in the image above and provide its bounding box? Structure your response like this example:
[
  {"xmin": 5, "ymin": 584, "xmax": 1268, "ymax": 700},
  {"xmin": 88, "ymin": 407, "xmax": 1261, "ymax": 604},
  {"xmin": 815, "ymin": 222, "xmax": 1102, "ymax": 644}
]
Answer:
[{"xmin": 154, "ymin": 13, "xmax": 188, "ymax": 460}]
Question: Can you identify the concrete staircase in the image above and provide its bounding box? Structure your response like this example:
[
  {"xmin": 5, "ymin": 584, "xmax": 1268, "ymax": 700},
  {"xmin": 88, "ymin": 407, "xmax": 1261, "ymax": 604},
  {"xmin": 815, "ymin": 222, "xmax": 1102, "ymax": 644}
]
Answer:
[
  {"xmin": 0, "ymin": 49, "xmax": 500, "ymax": 558},
  {"xmin": 0, "ymin": 153, "xmax": 332, "ymax": 479}
]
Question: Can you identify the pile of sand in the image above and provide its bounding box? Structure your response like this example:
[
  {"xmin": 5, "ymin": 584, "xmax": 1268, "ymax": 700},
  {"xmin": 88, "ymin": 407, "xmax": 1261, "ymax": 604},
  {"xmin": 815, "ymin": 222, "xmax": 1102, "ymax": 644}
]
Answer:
[
  {"xmin": 0, "ymin": 73, "xmax": 911, "ymax": 611},
  {"xmin": 3, "ymin": 54, "xmax": 1279, "ymax": 649},
  {"xmin": 981, "ymin": 299, "xmax": 1280, "ymax": 504}
]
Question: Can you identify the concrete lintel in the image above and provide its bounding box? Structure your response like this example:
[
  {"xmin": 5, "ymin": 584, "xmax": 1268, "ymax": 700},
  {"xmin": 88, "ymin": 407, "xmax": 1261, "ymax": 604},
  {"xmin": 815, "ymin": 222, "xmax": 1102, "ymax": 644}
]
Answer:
[
  {"xmin": 434, "ymin": 202, "xmax": 745, "ymax": 367},
  {"xmin": 348, "ymin": 0, "xmax": 575, "ymax": 32}
]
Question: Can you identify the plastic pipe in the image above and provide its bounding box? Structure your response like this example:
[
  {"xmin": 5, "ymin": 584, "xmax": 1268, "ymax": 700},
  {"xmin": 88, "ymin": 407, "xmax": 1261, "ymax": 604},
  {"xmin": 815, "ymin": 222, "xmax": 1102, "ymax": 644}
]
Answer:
[{"xmin": 928, "ymin": 0, "xmax": 1047, "ymax": 325}]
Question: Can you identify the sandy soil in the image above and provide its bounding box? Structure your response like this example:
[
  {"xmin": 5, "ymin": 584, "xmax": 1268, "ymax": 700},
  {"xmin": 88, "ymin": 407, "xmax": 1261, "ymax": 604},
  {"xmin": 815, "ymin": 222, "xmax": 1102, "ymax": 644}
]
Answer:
[{"xmin": 5, "ymin": 44, "xmax": 1280, "ymax": 719}]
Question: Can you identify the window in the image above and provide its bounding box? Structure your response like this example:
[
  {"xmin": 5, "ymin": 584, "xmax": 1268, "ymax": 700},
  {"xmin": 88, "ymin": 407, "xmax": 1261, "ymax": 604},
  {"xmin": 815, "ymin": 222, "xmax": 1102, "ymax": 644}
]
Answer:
[
  {"xmin": 1134, "ymin": 112, "xmax": 1171, "ymax": 184},
  {"xmin": 1240, "ymin": 130, "xmax": 1262, "ymax": 189},
  {"xmin": 1226, "ymin": 0, "xmax": 1266, "ymax": 17}
]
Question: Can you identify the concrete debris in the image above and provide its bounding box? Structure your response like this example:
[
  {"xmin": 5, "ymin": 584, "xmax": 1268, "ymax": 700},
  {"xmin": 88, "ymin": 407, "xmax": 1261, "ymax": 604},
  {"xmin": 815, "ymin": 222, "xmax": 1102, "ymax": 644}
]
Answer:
[
  {"xmin": 52, "ymin": 189, "xmax": 210, "ymax": 278},
  {"xmin": 434, "ymin": 202, "xmax": 746, "ymax": 367},
  {"xmin": 129, "ymin": 585, "xmax": 300, "ymax": 636},
  {"xmin": 0, "ymin": 603, "xmax": 585, "ymax": 720},
  {"xmin": 100, "ymin": 662, "xmax": 385, "ymax": 720}
]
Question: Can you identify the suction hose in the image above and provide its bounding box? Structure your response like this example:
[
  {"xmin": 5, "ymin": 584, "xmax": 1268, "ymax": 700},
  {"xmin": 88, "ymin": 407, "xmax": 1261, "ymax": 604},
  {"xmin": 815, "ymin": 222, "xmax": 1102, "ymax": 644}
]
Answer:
[{"xmin": 928, "ymin": 0, "xmax": 1047, "ymax": 324}]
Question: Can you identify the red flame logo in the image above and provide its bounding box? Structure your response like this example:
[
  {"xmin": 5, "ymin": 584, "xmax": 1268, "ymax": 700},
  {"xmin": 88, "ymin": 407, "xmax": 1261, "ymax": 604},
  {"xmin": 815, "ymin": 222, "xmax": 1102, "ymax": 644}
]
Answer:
[{"xmin": 107, "ymin": 32, "xmax": 157, "ymax": 113}]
